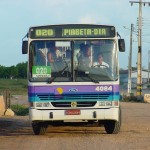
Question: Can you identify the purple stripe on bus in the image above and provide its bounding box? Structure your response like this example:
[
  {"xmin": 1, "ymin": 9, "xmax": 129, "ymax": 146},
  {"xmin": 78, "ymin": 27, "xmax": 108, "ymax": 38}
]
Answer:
[{"xmin": 28, "ymin": 85, "xmax": 119, "ymax": 94}]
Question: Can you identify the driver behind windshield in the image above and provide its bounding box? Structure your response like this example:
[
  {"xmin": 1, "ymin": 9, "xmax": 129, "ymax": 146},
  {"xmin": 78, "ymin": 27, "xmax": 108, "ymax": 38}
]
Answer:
[{"xmin": 93, "ymin": 52, "xmax": 109, "ymax": 68}]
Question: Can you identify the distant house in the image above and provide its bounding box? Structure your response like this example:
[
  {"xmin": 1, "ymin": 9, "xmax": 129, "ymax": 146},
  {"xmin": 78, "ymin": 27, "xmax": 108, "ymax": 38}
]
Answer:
[
  {"xmin": 120, "ymin": 69, "xmax": 149, "ymax": 89},
  {"xmin": 131, "ymin": 70, "xmax": 149, "ymax": 84},
  {"xmin": 120, "ymin": 70, "xmax": 128, "ymax": 83}
]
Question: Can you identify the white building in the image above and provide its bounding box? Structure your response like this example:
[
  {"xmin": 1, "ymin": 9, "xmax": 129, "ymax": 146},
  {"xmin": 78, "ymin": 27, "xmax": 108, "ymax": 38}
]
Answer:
[
  {"xmin": 131, "ymin": 70, "xmax": 149, "ymax": 84},
  {"xmin": 120, "ymin": 70, "xmax": 149, "ymax": 89}
]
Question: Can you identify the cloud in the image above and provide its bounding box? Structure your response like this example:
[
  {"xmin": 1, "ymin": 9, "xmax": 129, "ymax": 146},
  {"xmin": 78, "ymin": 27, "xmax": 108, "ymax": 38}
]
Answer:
[
  {"xmin": 78, "ymin": 15, "xmax": 97, "ymax": 24},
  {"xmin": 77, "ymin": 14, "xmax": 113, "ymax": 26}
]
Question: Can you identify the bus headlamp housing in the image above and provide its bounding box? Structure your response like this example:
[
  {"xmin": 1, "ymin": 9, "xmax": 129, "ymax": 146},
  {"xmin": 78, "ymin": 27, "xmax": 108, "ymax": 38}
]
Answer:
[
  {"xmin": 99, "ymin": 101, "xmax": 119, "ymax": 106},
  {"xmin": 36, "ymin": 103, "xmax": 43, "ymax": 107},
  {"xmin": 106, "ymin": 101, "xmax": 112, "ymax": 106},
  {"xmin": 35, "ymin": 102, "xmax": 51, "ymax": 108}
]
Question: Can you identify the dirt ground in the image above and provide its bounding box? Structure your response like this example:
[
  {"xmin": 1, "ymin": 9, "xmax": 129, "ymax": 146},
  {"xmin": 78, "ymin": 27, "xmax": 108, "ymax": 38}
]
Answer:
[{"xmin": 0, "ymin": 102, "xmax": 150, "ymax": 150}]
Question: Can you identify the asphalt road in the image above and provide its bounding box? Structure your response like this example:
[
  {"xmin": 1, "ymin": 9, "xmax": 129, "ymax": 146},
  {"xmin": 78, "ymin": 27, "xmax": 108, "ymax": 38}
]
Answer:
[{"xmin": 0, "ymin": 102, "xmax": 150, "ymax": 150}]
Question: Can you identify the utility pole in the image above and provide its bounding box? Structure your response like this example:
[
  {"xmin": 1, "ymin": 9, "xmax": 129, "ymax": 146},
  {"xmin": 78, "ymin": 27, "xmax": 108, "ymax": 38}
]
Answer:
[
  {"xmin": 129, "ymin": 0, "xmax": 150, "ymax": 99},
  {"xmin": 128, "ymin": 24, "xmax": 134, "ymax": 95}
]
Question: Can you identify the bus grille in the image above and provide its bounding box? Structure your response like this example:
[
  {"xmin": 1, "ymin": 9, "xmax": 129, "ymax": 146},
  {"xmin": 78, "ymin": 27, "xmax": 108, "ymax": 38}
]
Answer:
[
  {"xmin": 36, "ymin": 93, "xmax": 111, "ymax": 101},
  {"xmin": 51, "ymin": 101, "xmax": 96, "ymax": 107}
]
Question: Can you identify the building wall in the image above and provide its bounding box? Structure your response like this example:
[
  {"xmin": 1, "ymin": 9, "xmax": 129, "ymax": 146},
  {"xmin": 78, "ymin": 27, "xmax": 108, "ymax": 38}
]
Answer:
[{"xmin": 120, "ymin": 70, "xmax": 149, "ymax": 89}]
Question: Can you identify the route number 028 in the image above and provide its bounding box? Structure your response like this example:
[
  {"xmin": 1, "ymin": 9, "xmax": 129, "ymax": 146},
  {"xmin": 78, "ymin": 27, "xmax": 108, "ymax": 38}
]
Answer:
[{"xmin": 95, "ymin": 86, "xmax": 112, "ymax": 92}]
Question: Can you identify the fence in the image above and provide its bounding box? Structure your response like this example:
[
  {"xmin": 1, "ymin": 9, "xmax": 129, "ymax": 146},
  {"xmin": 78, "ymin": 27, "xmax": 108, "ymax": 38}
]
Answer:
[{"xmin": 0, "ymin": 89, "xmax": 28, "ymax": 109}]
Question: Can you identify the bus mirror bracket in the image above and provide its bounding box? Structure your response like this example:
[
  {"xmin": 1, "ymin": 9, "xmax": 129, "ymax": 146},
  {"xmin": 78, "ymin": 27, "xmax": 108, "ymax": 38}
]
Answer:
[
  {"xmin": 22, "ymin": 41, "xmax": 28, "ymax": 54},
  {"xmin": 118, "ymin": 39, "xmax": 125, "ymax": 52}
]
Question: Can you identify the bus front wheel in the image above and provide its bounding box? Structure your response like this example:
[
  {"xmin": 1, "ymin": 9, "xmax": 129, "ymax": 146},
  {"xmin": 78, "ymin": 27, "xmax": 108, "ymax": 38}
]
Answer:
[
  {"xmin": 103, "ymin": 120, "xmax": 121, "ymax": 134},
  {"xmin": 32, "ymin": 122, "xmax": 48, "ymax": 135},
  {"xmin": 103, "ymin": 108, "xmax": 121, "ymax": 134}
]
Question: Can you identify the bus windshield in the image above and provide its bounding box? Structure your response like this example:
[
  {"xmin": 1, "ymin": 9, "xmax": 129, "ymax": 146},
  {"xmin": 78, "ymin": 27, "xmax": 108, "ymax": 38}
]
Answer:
[{"xmin": 29, "ymin": 39, "xmax": 118, "ymax": 82}]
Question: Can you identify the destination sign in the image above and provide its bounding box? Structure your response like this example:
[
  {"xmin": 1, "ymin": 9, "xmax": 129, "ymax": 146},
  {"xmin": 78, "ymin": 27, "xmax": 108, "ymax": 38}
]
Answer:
[
  {"xmin": 30, "ymin": 25, "xmax": 115, "ymax": 39},
  {"xmin": 62, "ymin": 28, "xmax": 107, "ymax": 37},
  {"xmin": 35, "ymin": 29, "xmax": 55, "ymax": 37}
]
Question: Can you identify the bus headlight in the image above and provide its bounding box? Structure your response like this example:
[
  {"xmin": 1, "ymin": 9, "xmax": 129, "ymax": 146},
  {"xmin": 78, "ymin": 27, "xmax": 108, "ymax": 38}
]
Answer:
[
  {"xmin": 36, "ymin": 102, "xmax": 43, "ymax": 107},
  {"xmin": 36, "ymin": 102, "xmax": 50, "ymax": 107},
  {"xmin": 99, "ymin": 101, "xmax": 112, "ymax": 106},
  {"xmin": 99, "ymin": 101, "xmax": 119, "ymax": 106},
  {"xmin": 43, "ymin": 102, "xmax": 50, "ymax": 107},
  {"xmin": 106, "ymin": 101, "xmax": 112, "ymax": 106},
  {"xmin": 99, "ymin": 101, "xmax": 105, "ymax": 106}
]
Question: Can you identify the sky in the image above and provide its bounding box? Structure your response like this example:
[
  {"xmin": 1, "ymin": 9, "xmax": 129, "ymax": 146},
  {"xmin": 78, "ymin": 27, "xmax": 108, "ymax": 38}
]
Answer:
[{"xmin": 0, "ymin": 0, "xmax": 150, "ymax": 69}]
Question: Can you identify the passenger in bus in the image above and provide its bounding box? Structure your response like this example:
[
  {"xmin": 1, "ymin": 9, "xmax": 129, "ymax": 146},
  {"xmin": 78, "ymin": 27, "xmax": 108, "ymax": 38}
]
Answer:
[
  {"xmin": 66, "ymin": 49, "xmax": 71, "ymax": 59},
  {"xmin": 93, "ymin": 52, "xmax": 109, "ymax": 68},
  {"xmin": 76, "ymin": 43, "xmax": 85, "ymax": 61},
  {"xmin": 78, "ymin": 44, "xmax": 92, "ymax": 67},
  {"xmin": 47, "ymin": 41, "xmax": 63, "ymax": 73},
  {"xmin": 47, "ymin": 42, "xmax": 62, "ymax": 63},
  {"xmin": 37, "ymin": 42, "xmax": 47, "ymax": 65}
]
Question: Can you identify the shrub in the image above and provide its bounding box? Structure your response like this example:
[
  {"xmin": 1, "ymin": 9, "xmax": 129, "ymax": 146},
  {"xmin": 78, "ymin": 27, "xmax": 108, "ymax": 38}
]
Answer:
[
  {"xmin": 121, "ymin": 95, "xmax": 142, "ymax": 102},
  {"xmin": 11, "ymin": 104, "xmax": 29, "ymax": 116}
]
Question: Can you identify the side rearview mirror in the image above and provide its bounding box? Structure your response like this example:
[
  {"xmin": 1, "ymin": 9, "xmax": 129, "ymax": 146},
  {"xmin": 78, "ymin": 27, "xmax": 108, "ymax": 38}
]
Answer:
[
  {"xmin": 118, "ymin": 39, "xmax": 125, "ymax": 52},
  {"xmin": 22, "ymin": 41, "xmax": 28, "ymax": 54}
]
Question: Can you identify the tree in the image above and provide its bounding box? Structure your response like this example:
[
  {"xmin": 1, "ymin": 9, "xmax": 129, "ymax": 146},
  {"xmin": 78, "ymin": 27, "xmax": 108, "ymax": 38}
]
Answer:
[
  {"xmin": 16, "ymin": 62, "xmax": 27, "ymax": 78},
  {"xmin": 9, "ymin": 65, "xmax": 18, "ymax": 79},
  {"xmin": 0, "ymin": 65, "xmax": 5, "ymax": 78},
  {"xmin": 0, "ymin": 62, "xmax": 27, "ymax": 79}
]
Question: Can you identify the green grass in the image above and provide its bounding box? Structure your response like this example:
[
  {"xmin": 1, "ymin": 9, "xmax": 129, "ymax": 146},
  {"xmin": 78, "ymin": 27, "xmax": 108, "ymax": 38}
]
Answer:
[{"xmin": 0, "ymin": 78, "xmax": 27, "ymax": 95}]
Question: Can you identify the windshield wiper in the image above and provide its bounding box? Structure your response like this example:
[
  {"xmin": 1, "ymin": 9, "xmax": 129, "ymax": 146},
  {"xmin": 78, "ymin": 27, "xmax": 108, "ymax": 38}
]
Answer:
[
  {"xmin": 87, "ymin": 75, "xmax": 99, "ymax": 83},
  {"xmin": 75, "ymin": 69, "xmax": 99, "ymax": 83},
  {"xmin": 47, "ymin": 65, "xmax": 69, "ymax": 84},
  {"xmin": 82, "ymin": 74, "xmax": 99, "ymax": 83}
]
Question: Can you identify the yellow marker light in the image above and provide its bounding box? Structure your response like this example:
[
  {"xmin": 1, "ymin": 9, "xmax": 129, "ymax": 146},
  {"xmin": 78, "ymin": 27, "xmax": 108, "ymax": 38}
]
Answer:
[{"xmin": 57, "ymin": 87, "xmax": 63, "ymax": 94}]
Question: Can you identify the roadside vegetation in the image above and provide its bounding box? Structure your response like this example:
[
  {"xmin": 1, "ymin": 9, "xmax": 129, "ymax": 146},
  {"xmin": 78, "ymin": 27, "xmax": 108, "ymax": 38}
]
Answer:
[
  {"xmin": 11, "ymin": 104, "xmax": 29, "ymax": 116},
  {"xmin": 121, "ymin": 95, "xmax": 140, "ymax": 102},
  {"xmin": 0, "ymin": 62, "xmax": 27, "ymax": 79},
  {"xmin": 0, "ymin": 77, "xmax": 28, "ymax": 116},
  {"xmin": 120, "ymin": 93, "xmax": 146, "ymax": 102},
  {"xmin": 0, "ymin": 61, "xmax": 27, "ymax": 95},
  {"xmin": 0, "ymin": 78, "xmax": 27, "ymax": 95}
]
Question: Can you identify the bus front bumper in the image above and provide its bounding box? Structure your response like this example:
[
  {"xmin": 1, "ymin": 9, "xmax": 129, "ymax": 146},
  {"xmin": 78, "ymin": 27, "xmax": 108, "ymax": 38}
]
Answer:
[{"xmin": 29, "ymin": 107, "xmax": 120, "ymax": 122}]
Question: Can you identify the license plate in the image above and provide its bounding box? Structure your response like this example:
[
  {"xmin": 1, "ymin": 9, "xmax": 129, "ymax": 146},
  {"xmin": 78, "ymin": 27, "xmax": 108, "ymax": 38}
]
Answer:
[{"xmin": 65, "ymin": 109, "xmax": 81, "ymax": 115}]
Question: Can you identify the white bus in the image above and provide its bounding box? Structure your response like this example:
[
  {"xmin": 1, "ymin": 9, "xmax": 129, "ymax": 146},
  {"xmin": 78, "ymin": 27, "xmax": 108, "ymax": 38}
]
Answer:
[{"xmin": 22, "ymin": 24, "xmax": 125, "ymax": 135}]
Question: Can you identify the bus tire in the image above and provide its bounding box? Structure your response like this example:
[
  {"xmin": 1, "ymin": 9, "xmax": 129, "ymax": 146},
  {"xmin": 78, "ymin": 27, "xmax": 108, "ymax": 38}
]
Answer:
[
  {"xmin": 104, "ymin": 107, "xmax": 121, "ymax": 134},
  {"xmin": 32, "ymin": 122, "xmax": 48, "ymax": 135}
]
